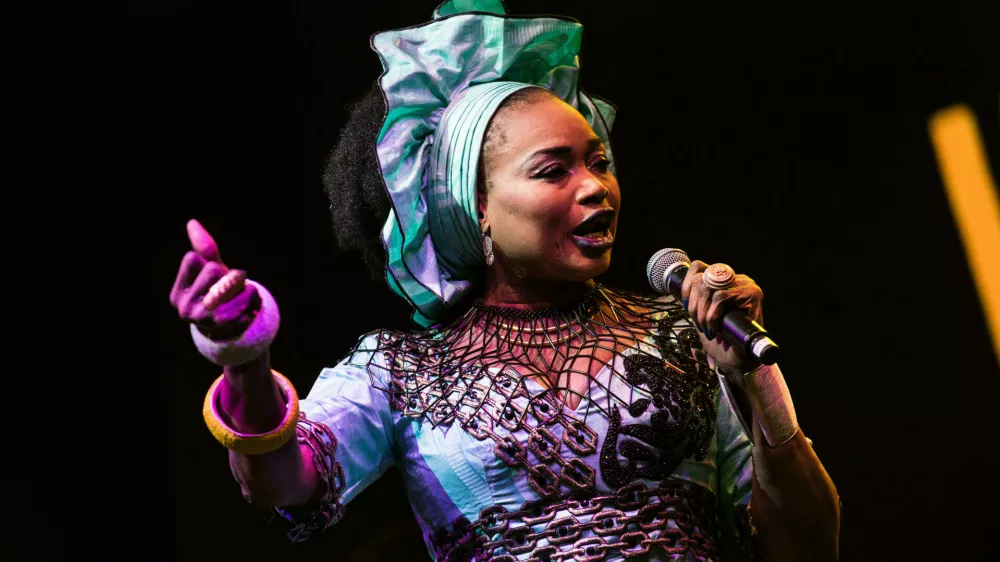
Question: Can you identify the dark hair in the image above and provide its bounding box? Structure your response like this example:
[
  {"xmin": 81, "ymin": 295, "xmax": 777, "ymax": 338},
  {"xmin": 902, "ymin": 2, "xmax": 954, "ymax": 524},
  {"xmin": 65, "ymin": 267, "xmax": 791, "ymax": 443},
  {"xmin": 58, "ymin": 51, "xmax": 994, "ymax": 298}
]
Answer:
[
  {"xmin": 321, "ymin": 82, "xmax": 392, "ymax": 283},
  {"xmin": 321, "ymin": 83, "xmax": 556, "ymax": 283}
]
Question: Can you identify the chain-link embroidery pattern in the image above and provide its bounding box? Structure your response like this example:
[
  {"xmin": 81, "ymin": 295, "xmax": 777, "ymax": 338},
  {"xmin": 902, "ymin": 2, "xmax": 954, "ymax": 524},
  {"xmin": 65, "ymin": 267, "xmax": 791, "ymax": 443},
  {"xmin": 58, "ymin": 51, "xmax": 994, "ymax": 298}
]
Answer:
[
  {"xmin": 263, "ymin": 413, "xmax": 346, "ymax": 543},
  {"xmin": 430, "ymin": 480, "xmax": 722, "ymax": 561}
]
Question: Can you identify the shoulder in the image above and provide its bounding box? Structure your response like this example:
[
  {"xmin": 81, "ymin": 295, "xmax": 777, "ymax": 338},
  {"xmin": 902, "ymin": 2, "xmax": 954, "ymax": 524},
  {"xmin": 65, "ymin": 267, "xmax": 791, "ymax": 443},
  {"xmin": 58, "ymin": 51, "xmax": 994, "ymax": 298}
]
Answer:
[
  {"xmin": 312, "ymin": 326, "xmax": 438, "ymax": 398},
  {"xmin": 600, "ymin": 285, "xmax": 686, "ymax": 325},
  {"xmin": 602, "ymin": 285, "xmax": 709, "ymax": 374},
  {"xmin": 336, "ymin": 324, "xmax": 444, "ymax": 371},
  {"xmin": 600, "ymin": 284, "xmax": 678, "ymax": 305}
]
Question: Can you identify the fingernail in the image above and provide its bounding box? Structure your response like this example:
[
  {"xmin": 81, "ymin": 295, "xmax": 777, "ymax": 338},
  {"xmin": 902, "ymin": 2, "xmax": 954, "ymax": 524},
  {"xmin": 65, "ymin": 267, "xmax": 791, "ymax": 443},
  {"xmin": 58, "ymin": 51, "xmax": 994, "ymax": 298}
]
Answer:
[
  {"xmin": 705, "ymin": 328, "xmax": 714, "ymax": 339},
  {"xmin": 682, "ymin": 298, "xmax": 689, "ymax": 310}
]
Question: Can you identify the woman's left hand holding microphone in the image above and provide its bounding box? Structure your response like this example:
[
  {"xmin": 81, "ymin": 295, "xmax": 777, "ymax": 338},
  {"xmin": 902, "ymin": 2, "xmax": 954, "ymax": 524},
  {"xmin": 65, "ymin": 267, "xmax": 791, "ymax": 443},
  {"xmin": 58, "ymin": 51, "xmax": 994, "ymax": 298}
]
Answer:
[{"xmin": 680, "ymin": 259, "xmax": 766, "ymax": 378}]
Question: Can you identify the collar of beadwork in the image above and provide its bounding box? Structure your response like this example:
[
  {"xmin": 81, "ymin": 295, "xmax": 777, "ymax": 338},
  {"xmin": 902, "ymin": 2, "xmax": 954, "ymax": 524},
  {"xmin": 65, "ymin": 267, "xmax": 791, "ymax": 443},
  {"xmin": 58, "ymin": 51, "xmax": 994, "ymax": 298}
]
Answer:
[{"xmin": 469, "ymin": 282, "xmax": 606, "ymax": 320}]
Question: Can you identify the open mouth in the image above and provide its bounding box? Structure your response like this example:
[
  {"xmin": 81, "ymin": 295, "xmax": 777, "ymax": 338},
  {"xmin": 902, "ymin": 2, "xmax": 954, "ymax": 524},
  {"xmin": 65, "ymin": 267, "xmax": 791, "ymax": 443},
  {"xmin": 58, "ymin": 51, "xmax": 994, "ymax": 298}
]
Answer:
[{"xmin": 572, "ymin": 209, "xmax": 615, "ymax": 250}]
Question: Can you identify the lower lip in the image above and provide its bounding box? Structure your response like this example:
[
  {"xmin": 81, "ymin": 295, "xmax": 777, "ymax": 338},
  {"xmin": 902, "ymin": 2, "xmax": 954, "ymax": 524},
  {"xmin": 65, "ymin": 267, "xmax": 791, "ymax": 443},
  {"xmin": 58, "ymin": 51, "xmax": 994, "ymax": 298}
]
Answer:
[{"xmin": 572, "ymin": 229, "xmax": 614, "ymax": 251}]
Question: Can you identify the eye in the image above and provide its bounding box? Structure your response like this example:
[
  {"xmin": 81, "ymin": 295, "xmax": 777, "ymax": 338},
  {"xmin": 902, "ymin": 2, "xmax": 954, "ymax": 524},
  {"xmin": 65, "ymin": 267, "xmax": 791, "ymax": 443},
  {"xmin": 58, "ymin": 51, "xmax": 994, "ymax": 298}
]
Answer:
[
  {"xmin": 590, "ymin": 155, "xmax": 612, "ymax": 173},
  {"xmin": 534, "ymin": 166, "xmax": 568, "ymax": 181}
]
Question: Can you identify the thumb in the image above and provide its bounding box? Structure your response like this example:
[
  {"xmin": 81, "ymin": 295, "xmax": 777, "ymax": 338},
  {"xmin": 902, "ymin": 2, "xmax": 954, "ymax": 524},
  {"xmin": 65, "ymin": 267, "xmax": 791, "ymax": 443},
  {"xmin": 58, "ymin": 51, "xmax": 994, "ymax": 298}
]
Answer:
[{"xmin": 186, "ymin": 219, "xmax": 226, "ymax": 266}]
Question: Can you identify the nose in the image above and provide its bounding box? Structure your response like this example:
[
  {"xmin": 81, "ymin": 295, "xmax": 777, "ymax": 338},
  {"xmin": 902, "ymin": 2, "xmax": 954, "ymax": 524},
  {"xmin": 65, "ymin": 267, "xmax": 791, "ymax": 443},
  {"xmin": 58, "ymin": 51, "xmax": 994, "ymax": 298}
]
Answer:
[{"xmin": 575, "ymin": 177, "xmax": 610, "ymax": 205}]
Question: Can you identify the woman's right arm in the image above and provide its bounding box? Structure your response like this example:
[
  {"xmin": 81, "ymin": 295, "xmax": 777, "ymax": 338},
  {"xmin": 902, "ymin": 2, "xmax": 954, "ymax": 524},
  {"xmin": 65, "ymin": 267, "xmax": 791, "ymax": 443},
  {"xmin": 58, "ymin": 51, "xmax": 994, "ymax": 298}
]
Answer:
[
  {"xmin": 172, "ymin": 220, "xmax": 396, "ymax": 543},
  {"xmin": 170, "ymin": 219, "xmax": 322, "ymax": 507},
  {"xmin": 220, "ymin": 351, "xmax": 322, "ymax": 507}
]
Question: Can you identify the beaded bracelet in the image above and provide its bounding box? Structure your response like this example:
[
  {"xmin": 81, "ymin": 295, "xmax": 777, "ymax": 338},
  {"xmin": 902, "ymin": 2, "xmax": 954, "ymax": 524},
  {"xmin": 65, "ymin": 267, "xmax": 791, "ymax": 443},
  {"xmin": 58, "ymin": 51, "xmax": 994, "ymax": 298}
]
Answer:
[{"xmin": 202, "ymin": 370, "xmax": 300, "ymax": 455}]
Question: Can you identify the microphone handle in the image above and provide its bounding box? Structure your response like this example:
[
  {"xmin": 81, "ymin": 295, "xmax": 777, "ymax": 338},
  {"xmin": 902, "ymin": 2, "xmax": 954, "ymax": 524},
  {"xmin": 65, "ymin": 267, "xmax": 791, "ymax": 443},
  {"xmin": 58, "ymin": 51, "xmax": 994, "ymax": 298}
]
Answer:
[{"xmin": 664, "ymin": 265, "xmax": 780, "ymax": 365}]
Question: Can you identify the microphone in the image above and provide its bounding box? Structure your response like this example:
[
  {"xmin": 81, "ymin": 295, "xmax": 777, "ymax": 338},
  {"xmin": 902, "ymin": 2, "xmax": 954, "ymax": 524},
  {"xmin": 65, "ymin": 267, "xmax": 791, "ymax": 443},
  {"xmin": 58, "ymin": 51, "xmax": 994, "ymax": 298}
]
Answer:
[{"xmin": 647, "ymin": 248, "xmax": 780, "ymax": 365}]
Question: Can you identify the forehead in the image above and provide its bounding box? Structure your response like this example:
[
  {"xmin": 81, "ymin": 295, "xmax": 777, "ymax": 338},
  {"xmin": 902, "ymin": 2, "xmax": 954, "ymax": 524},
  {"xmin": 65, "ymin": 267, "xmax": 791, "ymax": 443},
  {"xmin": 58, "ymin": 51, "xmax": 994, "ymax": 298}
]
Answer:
[{"xmin": 498, "ymin": 96, "xmax": 600, "ymax": 153}]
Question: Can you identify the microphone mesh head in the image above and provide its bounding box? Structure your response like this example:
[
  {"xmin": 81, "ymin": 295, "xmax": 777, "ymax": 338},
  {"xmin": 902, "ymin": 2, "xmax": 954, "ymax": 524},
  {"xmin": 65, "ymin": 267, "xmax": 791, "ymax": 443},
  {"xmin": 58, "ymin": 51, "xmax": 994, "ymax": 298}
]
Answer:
[{"xmin": 647, "ymin": 248, "xmax": 690, "ymax": 292}]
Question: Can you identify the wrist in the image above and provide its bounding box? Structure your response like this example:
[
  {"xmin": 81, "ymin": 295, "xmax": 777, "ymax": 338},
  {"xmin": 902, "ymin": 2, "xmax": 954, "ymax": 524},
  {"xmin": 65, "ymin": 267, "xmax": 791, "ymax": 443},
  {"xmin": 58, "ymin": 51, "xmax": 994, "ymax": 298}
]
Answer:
[
  {"xmin": 218, "ymin": 364, "xmax": 288, "ymax": 434},
  {"xmin": 223, "ymin": 351, "xmax": 273, "ymax": 395},
  {"xmin": 716, "ymin": 357, "xmax": 761, "ymax": 393},
  {"xmin": 744, "ymin": 363, "xmax": 800, "ymax": 448},
  {"xmin": 191, "ymin": 280, "xmax": 280, "ymax": 366},
  {"xmin": 205, "ymin": 370, "xmax": 299, "ymax": 454}
]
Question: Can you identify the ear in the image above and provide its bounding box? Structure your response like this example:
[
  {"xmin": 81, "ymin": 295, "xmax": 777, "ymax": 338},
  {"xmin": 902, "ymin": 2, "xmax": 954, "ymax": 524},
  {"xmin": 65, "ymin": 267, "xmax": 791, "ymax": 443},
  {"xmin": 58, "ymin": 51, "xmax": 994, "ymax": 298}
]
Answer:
[{"xmin": 477, "ymin": 188, "xmax": 488, "ymax": 227}]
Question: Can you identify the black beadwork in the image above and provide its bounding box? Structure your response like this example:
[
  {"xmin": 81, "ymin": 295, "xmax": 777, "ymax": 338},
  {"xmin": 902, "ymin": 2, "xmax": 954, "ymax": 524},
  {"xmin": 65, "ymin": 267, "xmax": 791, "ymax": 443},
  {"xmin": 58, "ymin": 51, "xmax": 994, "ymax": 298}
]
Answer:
[{"xmin": 333, "ymin": 284, "xmax": 726, "ymax": 559}]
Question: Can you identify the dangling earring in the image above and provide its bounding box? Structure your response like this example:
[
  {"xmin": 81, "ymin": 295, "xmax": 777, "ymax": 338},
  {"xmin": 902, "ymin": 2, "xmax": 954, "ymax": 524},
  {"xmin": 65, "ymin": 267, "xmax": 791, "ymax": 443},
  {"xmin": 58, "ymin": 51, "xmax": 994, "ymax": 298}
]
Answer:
[{"xmin": 482, "ymin": 225, "xmax": 494, "ymax": 267}]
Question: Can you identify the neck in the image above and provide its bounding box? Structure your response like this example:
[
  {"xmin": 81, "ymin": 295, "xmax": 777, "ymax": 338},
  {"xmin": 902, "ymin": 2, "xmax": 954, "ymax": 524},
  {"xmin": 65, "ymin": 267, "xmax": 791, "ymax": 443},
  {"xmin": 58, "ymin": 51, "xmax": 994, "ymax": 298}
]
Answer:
[{"xmin": 481, "ymin": 268, "xmax": 596, "ymax": 311}]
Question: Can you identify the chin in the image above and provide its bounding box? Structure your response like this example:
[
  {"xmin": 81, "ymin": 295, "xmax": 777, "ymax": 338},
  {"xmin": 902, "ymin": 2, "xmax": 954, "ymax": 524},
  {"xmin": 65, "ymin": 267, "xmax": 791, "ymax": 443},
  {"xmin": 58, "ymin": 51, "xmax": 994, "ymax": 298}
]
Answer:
[{"xmin": 568, "ymin": 253, "xmax": 612, "ymax": 281}]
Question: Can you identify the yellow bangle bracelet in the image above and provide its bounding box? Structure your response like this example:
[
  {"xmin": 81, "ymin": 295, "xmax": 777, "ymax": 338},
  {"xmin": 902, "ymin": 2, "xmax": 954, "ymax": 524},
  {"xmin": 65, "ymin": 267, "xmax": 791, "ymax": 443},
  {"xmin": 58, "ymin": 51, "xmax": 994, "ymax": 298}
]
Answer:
[{"xmin": 202, "ymin": 370, "xmax": 300, "ymax": 455}]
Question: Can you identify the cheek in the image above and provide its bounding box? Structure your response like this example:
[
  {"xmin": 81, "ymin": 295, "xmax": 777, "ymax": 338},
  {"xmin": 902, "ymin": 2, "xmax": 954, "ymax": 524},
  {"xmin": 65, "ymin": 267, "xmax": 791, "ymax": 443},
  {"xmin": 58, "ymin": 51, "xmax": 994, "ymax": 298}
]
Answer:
[
  {"xmin": 604, "ymin": 179, "xmax": 622, "ymax": 230},
  {"xmin": 607, "ymin": 177, "xmax": 622, "ymax": 205},
  {"xmin": 494, "ymin": 190, "xmax": 572, "ymax": 252}
]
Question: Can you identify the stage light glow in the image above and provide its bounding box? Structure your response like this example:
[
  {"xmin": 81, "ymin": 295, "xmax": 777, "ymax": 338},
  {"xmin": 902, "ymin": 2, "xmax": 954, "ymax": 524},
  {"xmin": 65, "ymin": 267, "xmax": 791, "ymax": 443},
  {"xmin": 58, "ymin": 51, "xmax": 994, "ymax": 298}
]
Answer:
[{"xmin": 930, "ymin": 103, "xmax": 1000, "ymax": 365}]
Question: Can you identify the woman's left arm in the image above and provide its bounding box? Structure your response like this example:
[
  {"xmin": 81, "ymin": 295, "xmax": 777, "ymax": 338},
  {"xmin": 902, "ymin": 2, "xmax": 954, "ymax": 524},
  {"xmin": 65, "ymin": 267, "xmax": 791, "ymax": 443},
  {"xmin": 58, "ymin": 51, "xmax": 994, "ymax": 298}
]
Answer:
[
  {"xmin": 733, "ymin": 364, "xmax": 841, "ymax": 562},
  {"xmin": 682, "ymin": 259, "xmax": 841, "ymax": 561}
]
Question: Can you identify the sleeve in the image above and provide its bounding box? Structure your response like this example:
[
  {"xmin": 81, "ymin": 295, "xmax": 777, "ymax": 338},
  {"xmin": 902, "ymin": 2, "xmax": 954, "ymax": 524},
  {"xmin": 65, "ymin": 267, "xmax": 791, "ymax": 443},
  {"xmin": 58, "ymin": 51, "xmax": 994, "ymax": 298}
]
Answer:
[
  {"xmin": 264, "ymin": 333, "xmax": 399, "ymax": 542},
  {"xmin": 714, "ymin": 383, "xmax": 756, "ymax": 555}
]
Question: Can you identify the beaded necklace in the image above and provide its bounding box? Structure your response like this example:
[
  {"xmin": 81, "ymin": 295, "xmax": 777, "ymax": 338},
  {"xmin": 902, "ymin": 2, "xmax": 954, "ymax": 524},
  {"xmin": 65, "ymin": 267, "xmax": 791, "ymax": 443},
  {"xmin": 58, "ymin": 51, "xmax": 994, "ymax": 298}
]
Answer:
[{"xmin": 470, "ymin": 283, "xmax": 607, "ymax": 348}]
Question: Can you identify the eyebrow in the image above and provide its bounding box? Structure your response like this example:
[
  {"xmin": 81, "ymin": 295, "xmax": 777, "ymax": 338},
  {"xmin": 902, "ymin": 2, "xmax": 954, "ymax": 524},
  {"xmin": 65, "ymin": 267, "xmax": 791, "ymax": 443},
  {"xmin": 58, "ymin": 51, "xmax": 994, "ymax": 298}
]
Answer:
[{"xmin": 521, "ymin": 137, "xmax": 606, "ymax": 169}]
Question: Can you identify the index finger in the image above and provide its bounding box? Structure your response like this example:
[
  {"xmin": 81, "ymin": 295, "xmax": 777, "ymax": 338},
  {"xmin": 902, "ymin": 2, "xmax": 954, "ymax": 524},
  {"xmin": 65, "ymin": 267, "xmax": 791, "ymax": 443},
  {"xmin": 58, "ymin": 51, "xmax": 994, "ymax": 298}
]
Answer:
[
  {"xmin": 186, "ymin": 219, "xmax": 225, "ymax": 265},
  {"xmin": 169, "ymin": 250, "xmax": 207, "ymax": 307},
  {"xmin": 680, "ymin": 260, "xmax": 708, "ymax": 302}
]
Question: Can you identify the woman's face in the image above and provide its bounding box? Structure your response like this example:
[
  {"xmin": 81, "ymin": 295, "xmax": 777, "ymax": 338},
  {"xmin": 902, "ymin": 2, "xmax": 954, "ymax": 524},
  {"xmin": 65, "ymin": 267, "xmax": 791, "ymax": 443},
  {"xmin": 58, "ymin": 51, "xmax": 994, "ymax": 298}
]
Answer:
[{"xmin": 479, "ymin": 94, "xmax": 620, "ymax": 284}]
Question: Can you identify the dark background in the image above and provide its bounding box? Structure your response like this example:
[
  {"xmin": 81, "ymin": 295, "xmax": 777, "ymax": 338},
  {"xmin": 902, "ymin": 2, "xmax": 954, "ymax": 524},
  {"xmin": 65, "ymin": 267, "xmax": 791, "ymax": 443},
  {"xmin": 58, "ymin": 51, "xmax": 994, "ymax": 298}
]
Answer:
[{"xmin": 31, "ymin": 0, "xmax": 999, "ymax": 559}]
